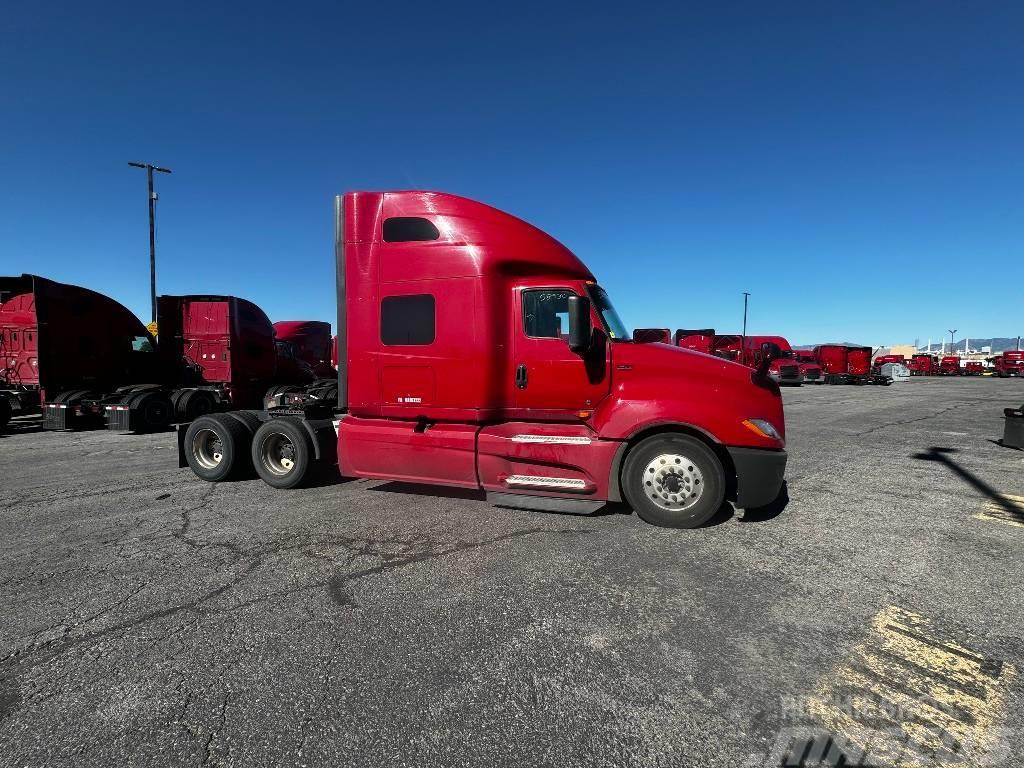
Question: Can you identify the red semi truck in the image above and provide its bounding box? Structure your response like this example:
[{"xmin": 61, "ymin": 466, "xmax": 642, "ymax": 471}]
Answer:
[
  {"xmin": 908, "ymin": 353, "xmax": 938, "ymax": 376},
  {"xmin": 273, "ymin": 320, "xmax": 336, "ymax": 378},
  {"xmin": 993, "ymin": 352, "xmax": 1024, "ymax": 377},
  {"xmin": 741, "ymin": 336, "xmax": 802, "ymax": 386},
  {"xmin": 178, "ymin": 191, "xmax": 788, "ymax": 529},
  {"xmin": 939, "ymin": 356, "xmax": 961, "ymax": 376}
]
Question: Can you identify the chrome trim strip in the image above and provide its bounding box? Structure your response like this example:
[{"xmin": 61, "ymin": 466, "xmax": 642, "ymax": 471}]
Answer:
[
  {"xmin": 509, "ymin": 435, "xmax": 592, "ymax": 445},
  {"xmin": 505, "ymin": 475, "xmax": 586, "ymax": 489}
]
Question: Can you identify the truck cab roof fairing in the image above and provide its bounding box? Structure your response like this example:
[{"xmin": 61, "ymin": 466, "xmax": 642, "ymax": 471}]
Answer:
[{"xmin": 342, "ymin": 191, "xmax": 595, "ymax": 283}]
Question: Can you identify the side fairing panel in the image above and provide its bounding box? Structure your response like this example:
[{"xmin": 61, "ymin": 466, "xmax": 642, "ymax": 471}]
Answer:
[
  {"xmin": 476, "ymin": 422, "xmax": 618, "ymax": 499},
  {"xmin": 336, "ymin": 416, "xmax": 478, "ymax": 488}
]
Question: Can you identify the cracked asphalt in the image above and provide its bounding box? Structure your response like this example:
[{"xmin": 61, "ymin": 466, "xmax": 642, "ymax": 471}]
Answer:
[{"xmin": 1, "ymin": 377, "xmax": 1023, "ymax": 767}]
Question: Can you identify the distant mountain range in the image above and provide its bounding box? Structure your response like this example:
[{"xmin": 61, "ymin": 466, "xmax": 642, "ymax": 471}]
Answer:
[{"xmin": 920, "ymin": 338, "xmax": 1021, "ymax": 353}]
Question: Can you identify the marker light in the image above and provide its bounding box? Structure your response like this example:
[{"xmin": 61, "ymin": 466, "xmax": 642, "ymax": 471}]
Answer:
[{"xmin": 742, "ymin": 418, "xmax": 783, "ymax": 442}]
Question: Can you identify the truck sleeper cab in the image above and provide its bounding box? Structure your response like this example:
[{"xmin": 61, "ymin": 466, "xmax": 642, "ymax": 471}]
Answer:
[{"xmin": 180, "ymin": 191, "xmax": 787, "ymax": 529}]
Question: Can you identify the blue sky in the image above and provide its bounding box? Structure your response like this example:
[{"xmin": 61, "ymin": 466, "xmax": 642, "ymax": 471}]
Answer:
[{"xmin": 1, "ymin": 2, "xmax": 1020, "ymax": 346}]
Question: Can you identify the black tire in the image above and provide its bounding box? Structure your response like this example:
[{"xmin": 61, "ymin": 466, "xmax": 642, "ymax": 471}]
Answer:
[
  {"xmin": 621, "ymin": 434, "xmax": 726, "ymax": 528},
  {"xmin": 251, "ymin": 417, "xmax": 313, "ymax": 489},
  {"xmin": 53, "ymin": 389, "xmax": 92, "ymax": 405},
  {"xmin": 226, "ymin": 409, "xmax": 261, "ymax": 434},
  {"xmin": 263, "ymin": 384, "xmax": 301, "ymax": 409},
  {"xmin": 173, "ymin": 389, "xmax": 194, "ymax": 420},
  {"xmin": 132, "ymin": 391, "xmax": 173, "ymax": 432},
  {"xmin": 184, "ymin": 414, "xmax": 252, "ymax": 482},
  {"xmin": 0, "ymin": 395, "xmax": 11, "ymax": 430},
  {"xmin": 184, "ymin": 389, "xmax": 216, "ymax": 421}
]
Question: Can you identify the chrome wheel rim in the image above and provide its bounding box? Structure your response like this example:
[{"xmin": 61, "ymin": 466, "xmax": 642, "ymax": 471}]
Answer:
[
  {"xmin": 192, "ymin": 429, "xmax": 223, "ymax": 470},
  {"xmin": 261, "ymin": 432, "xmax": 295, "ymax": 476},
  {"xmin": 643, "ymin": 453, "xmax": 704, "ymax": 511}
]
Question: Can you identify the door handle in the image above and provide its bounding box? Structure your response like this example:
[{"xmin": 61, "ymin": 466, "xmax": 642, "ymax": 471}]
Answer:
[{"xmin": 515, "ymin": 364, "xmax": 528, "ymax": 389}]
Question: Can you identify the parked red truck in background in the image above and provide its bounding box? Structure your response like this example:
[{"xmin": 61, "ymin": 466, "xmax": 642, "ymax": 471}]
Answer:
[
  {"xmin": 741, "ymin": 336, "xmax": 802, "ymax": 386},
  {"xmin": 790, "ymin": 349, "xmax": 824, "ymax": 383},
  {"xmin": 0, "ymin": 274, "xmax": 164, "ymax": 430},
  {"xmin": 179, "ymin": 191, "xmax": 788, "ymax": 529},
  {"xmin": 908, "ymin": 353, "xmax": 938, "ymax": 376},
  {"xmin": 674, "ymin": 329, "xmax": 716, "ymax": 355},
  {"xmin": 872, "ymin": 354, "xmax": 905, "ymax": 374},
  {"xmin": 993, "ymin": 352, "xmax": 1024, "ymax": 377},
  {"xmin": 964, "ymin": 361, "xmax": 984, "ymax": 376},
  {"xmin": 273, "ymin": 320, "xmax": 336, "ymax": 378},
  {"xmin": 939, "ymin": 356, "xmax": 961, "ymax": 376}
]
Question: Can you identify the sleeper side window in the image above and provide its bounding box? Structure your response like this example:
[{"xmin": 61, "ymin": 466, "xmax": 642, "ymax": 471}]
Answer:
[
  {"xmin": 383, "ymin": 217, "xmax": 440, "ymax": 243},
  {"xmin": 522, "ymin": 290, "xmax": 572, "ymax": 340},
  {"xmin": 380, "ymin": 294, "xmax": 435, "ymax": 345}
]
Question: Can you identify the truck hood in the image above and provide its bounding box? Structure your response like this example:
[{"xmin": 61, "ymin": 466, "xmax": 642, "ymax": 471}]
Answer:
[{"xmin": 592, "ymin": 342, "xmax": 786, "ymax": 449}]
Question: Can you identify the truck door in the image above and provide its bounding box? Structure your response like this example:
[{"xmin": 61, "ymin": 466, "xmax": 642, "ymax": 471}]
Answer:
[{"xmin": 513, "ymin": 287, "xmax": 609, "ymax": 413}]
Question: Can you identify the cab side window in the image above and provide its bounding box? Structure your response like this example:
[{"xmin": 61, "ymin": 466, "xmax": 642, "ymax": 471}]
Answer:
[{"xmin": 523, "ymin": 290, "xmax": 571, "ymax": 340}]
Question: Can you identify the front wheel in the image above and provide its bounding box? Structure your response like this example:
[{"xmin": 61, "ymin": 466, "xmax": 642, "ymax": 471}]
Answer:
[
  {"xmin": 622, "ymin": 434, "xmax": 726, "ymax": 528},
  {"xmin": 251, "ymin": 417, "xmax": 313, "ymax": 489}
]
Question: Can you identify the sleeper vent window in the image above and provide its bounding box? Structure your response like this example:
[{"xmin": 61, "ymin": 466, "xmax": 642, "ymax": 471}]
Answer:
[
  {"xmin": 381, "ymin": 295, "xmax": 435, "ymax": 345},
  {"xmin": 383, "ymin": 217, "xmax": 440, "ymax": 243}
]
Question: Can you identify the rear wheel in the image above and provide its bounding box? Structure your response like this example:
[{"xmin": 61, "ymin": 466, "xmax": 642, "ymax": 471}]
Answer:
[
  {"xmin": 184, "ymin": 389, "xmax": 216, "ymax": 421},
  {"xmin": 622, "ymin": 434, "xmax": 725, "ymax": 528},
  {"xmin": 251, "ymin": 417, "xmax": 313, "ymax": 489},
  {"xmin": 131, "ymin": 391, "xmax": 173, "ymax": 432},
  {"xmin": 0, "ymin": 396, "xmax": 11, "ymax": 430},
  {"xmin": 184, "ymin": 414, "xmax": 252, "ymax": 482}
]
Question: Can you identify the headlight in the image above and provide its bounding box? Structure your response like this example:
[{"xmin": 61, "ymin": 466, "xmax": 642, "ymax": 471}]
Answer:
[{"xmin": 742, "ymin": 418, "xmax": 783, "ymax": 442}]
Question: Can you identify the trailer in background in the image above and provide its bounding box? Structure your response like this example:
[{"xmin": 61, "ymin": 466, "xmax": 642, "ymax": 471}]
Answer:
[{"xmin": 814, "ymin": 344, "xmax": 851, "ymax": 384}]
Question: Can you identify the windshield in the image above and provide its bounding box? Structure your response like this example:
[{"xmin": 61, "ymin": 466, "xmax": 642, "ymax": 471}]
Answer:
[{"xmin": 587, "ymin": 285, "xmax": 629, "ymax": 341}]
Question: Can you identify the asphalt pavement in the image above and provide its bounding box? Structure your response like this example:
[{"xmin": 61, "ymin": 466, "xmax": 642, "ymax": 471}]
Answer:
[{"xmin": 1, "ymin": 377, "xmax": 1022, "ymax": 767}]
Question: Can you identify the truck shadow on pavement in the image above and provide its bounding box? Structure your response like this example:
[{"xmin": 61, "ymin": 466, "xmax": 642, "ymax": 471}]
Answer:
[
  {"xmin": 912, "ymin": 445, "xmax": 1023, "ymax": 522},
  {"xmin": 0, "ymin": 416, "xmax": 43, "ymax": 438},
  {"xmin": 368, "ymin": 480, "xmax": 791, "ymax": 526}
]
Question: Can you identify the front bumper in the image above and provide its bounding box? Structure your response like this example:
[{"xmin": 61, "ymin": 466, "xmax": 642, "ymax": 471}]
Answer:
[{"xmin": 727, "ymin": 446, "xmax": 787, "ymax": 509}]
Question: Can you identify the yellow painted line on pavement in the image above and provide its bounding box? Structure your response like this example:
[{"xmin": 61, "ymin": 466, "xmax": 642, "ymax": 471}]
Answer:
[
  {"xmin": 807, "ymin": 606, "xmax": 1015, "ymax": 766},
  {"xmin": 975, "ymin": 494, "xmax": 1024, "ymax": 528}
]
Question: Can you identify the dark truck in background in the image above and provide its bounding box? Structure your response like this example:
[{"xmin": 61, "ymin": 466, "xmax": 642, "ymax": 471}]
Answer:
[{"xmin": 0, "ymin": 274, "xmax": 164, "ymax": 430}]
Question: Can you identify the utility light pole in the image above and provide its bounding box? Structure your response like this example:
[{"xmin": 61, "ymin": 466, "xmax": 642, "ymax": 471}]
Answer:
[
  {"xmin": 948, "ymin": 329, "xmax": 957, "ymax": 355},
  {"xmin": 128, "ymin": 162, "xmax": 172, "ymax": 324},
  {"xmin": 745, "ymin": 290, "xmax": 753, "ymax": 346}
]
